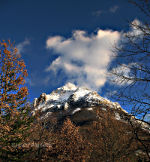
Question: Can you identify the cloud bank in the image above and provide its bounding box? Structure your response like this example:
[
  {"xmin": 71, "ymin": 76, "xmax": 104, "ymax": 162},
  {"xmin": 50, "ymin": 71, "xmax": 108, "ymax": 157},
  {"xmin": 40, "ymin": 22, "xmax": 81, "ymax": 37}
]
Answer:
[{"xmin": 46, "ymin": 29, "xmax": 120, "ymax": 90}]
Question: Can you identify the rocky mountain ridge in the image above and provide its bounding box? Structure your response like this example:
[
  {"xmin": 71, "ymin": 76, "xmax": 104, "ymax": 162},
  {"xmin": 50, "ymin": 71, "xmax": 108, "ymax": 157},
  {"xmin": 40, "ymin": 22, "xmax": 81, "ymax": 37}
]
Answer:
[
  {"xmin": 33, "ymin": 82, "xmax": 125, "ymax": 114},
  {"xmin": 32, "ymin": 82, "xmax": 150, "ymax": 131}
]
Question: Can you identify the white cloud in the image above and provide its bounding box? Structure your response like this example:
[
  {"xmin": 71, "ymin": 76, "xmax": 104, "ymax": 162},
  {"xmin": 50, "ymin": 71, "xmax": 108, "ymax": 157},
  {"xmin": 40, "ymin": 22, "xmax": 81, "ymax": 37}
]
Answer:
[
  {"xmin": 16, "ymin": 39, "xmax": 30, "ymax": 54},
  {"xmin": 128, "ymin": 19, "xmax": 143, "ymax": 37},
  {"xmin": 109, "ymin": 64, "xmax": 133, "ymax": 86},
  {"xmin": 46, "ymin": 29, "xmax": 121, "ymax": 90},
  {"xmin": 109, "ymin": 5, "xmax": 119, "ymax": 13},
  {"xmin": 109, "ymin": 62, "xmax": 143, "ymax": 86},
  {"xmin": 108, "ymin": 19, "xmax": 144, "ymax": 86}
]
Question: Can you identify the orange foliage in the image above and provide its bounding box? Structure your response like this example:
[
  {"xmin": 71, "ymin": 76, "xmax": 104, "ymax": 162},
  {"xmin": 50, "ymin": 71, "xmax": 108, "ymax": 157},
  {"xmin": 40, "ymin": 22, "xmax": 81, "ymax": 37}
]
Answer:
[
  {"xmin": 88, "ymin": 107, "xmax": 139, "ymax": 162},
  {"xmin": 0, "ymin": 40, "xmax": 28, "ymax": 115},
  {"xmin": 52, "ymin": 118, "xmax": 92, "ymax": 162},
  {"xmin": 0, "ymin": 40, "xmax": 31, "ymax": 161}
]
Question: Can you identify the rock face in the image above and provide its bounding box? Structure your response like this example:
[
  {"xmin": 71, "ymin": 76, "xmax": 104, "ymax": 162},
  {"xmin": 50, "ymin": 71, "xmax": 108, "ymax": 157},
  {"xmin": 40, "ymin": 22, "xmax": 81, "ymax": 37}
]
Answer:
[
  {"xmin": 32, "ymin": 82, "xmax": 150, "ymax": 130},
  {"xmin": 33, "ymin": 82, "xmax": 123, "ymax": 115}
]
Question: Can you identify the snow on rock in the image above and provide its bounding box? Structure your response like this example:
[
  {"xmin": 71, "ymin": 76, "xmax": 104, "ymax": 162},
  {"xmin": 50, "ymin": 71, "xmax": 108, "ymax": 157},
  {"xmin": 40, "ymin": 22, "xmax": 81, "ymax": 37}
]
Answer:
[
  {"xmin": 115, "ymin": 112, "xmax": 121, "ymax": 120},
  {"xmin": 33, "ymin": 98, "xmax": 38, "ymax": 107},
  {"xmin": 71, "ymin": 107, "xmax": 93, "ymax": 115},
  {"xmin": 46, "ymin": 93, "xmax": 60, "ymax": 101},
  {"xmin": 32, "ymin": 82, "xmax": 128, "ymax": 118},
  {"xmin": 72, "ymin": 108, "xmax": 81, "ymax": 115},
  {"xmin": 87, "ymin": 91, "xmax": 105, "ymax": 101},
  {"xmin": 64, "ymin": 102, "xmax": 69, "ymax": 110},
  {"xmin": 72, "ymin": 87, "xmax": 91, "ymax": 101},
  {"xmin": 131, "ymin": 118, "xmax": 150, "ymax": 132},
  {"xmin": 87, "ymin": 108, "xmax": 93, "ymax": 111}
]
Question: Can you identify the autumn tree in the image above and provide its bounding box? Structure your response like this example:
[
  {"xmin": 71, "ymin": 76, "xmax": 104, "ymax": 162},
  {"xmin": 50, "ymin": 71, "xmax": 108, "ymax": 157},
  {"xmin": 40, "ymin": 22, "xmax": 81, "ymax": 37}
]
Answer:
[
  {"xmin": 0, "ymin": 40, "xmax": 32, "ymax": 161},
  {"xmin": 52, "ymin": 118, "xmax": 92, "ymax": 162},
  {"xmin": 88, "ymin": 107, "xmax": 141, "ymax": 162},
  {"xmin": 22, "ymin": 111, "xmax": 57, "ymax": 162}
]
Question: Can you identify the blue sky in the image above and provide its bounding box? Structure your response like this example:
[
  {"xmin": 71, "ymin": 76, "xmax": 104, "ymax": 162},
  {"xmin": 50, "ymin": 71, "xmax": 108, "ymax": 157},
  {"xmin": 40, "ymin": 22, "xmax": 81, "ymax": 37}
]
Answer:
[{"xmin": 0, "ymin": 0, "xmax": 145, "ymax": 103}]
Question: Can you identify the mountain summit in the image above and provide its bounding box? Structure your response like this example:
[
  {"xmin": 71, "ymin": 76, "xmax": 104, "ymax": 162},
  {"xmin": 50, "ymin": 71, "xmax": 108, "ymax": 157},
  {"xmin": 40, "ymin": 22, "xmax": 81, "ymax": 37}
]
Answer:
[
  {"xmin": 32, "ymin": 82, "xmax": 149, "ymax": 130},
  {"xmin": 33, "ymin": 82, "xmax": 123, "ymax": 115}
]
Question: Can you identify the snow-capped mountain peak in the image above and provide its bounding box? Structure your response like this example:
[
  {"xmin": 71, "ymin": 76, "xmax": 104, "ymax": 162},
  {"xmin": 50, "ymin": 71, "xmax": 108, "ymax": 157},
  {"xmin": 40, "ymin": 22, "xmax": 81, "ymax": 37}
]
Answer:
[
  {"xmin": 33, "ymin": 82, "xmax": 128, "ymax": 119},
  {"xmin": 32, "ymin": 83, "xmax": 150, "ymax": 132},
  {"xmin": 33, "ymin": 82, "xmax": 107, "ymax": 114}
]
